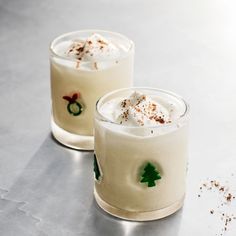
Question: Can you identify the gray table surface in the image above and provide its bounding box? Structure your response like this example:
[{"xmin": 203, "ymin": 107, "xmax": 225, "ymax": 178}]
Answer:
[{"xmin": 1, "ymin": 0, "xmax": 236, "ymax": 235}]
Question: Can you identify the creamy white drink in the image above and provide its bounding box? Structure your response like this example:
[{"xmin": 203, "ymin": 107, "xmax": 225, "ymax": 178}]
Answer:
[
  {"xmin": 94, "ymin": 88, "xmax": 189, "ymax": 221},
  {"xmin": 50, "ymin": 30, "xmax": 134, "ymax": 150}
]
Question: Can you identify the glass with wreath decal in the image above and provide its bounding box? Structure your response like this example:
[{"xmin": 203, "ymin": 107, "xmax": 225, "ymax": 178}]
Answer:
[
  {"xmin": 50, "ymin": 30, "xmax": 134, "ymax": 150},
  {"xmin": 94, "ymin": 87, "xmax": 190, "ymax": 221}
]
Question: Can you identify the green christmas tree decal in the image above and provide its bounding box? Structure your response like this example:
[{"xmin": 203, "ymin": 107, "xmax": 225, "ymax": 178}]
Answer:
[
  {"xmin": 140, "ymin": 162, "xmax": 161, "ymax": 187},
  {"xmin": 93, "ymin": 154, "xmax": 101, "ymax": 181},
  {"xmin": 62, "ymin": 93, "xmax": 83, "ymax": 116}
]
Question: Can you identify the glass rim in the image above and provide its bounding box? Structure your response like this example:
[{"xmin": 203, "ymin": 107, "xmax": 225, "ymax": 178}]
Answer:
[
  {"xmin": 96, "ymin": 87, "xmax": 190, "ymax": 129},
  {"xmin": 49, "ymin": 29, "xmax": 134, "ymax": 63}
]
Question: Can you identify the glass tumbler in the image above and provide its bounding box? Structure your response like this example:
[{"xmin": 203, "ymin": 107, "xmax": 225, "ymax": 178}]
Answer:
[
  {"xmin": 50, "ymin": 30, "xmax": 134, "ymax": 150},
  {"xmin": 94, "ymin": 87, "xmax": 189, "ymax": 221}
]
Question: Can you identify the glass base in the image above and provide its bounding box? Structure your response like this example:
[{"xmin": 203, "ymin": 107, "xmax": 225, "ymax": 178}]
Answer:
[
  {"xmin": 51, "ymin": 119, "xmax": 94, "ymax": 151},
  {"xmin": 94, "ymin": 190, "xmax": 184, "ymax": 221}
]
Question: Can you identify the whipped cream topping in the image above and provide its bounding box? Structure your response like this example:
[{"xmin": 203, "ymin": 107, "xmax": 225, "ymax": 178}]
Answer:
[
  {"xmin": 67, "ymin": 33, "xmax": 120, "ymax": 63},
  {"xmin": 52, "ymin": 32, "xmax": 132, "ymax": 70},
  {"xmin": 101, "ymin": 91, "xmax": 171, "ymax": 127}
]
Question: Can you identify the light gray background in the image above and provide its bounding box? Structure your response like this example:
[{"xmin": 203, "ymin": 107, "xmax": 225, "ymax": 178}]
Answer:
[{"xmin": 0, "ymin": 0, "xmax": 236, "ymax": 235}]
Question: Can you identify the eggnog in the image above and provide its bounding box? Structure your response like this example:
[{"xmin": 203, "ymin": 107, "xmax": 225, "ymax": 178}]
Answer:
[
  {"xmin": 94, "ymin": 88, "xmax": 189, "ymax": 221},
  {"xmin": 50, "ymin": 30, "xmax": 134, "ymax": 150}
]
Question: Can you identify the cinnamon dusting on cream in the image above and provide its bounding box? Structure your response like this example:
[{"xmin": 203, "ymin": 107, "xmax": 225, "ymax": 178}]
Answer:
[
  {"xmin": 66, "ymin": 33, "xmax": 120, "ymax": 70},
  {"xmin": 117, "ymin": 92, "xmax": 170, "ymax": 126}
]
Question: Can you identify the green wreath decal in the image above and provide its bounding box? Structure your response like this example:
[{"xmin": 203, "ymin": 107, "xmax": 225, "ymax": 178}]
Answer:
[{"xmin": 62, "ymin": 93, "xmax": 83, "ymax": 116}]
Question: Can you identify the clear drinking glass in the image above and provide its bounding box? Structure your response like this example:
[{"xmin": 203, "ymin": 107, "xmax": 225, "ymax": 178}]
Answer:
[
  {"xmin": 94, "ymin": 87, "xmax": 190, "ymax": 221},
  {"xmin": 50, "ymin": 30, "xmax": 134, "ymax": 150}
]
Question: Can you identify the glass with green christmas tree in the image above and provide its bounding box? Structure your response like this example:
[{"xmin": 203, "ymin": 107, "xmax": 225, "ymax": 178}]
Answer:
[{"xmin": 94, "ymin": 87, "xmax": 190, "ymax": 221}]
